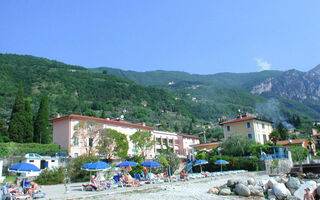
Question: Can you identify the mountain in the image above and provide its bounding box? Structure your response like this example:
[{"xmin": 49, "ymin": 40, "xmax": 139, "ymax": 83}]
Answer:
[
  {"xmin": 0, "ymin": 54, "xmax": 196, "ymax": 131},
  {"xmin": 92, "ymin": 66, "xmax": 320, "ymax": 120}
]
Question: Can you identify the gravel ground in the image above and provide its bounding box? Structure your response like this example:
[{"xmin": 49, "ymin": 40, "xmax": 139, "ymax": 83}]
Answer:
[{"xmin": 40, "ymin": 171, "xmax": 269, "ymax": 200}]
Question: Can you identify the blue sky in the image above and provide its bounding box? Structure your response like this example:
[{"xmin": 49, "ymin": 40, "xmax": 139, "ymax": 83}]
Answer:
[{"xmin": 1, "ymin": 1, "xmax": 320, "ymax": 74}]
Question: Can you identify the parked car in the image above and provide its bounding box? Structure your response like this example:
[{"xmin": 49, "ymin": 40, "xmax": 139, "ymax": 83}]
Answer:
[
  {"xmin": 51, "ymin": 152, "xmax": 71, "ymax": 158},
  {"xmin": 24, "ymin": 153, "xmax": 42, "ymax": 159}
]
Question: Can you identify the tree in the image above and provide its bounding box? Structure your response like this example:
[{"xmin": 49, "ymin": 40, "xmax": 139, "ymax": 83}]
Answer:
[
  {"xmin": 269, "ymin": 130, "xmax": 281, "ymax": 145},
  {"xmin": 289, "ymin": 146, "xmax": 308, "ymax": 173},
  {"xmin": 73, "ymin": 120, "xmax": 103, "ymax": 155},
  {"xmin": 96, "ymin": 128, "xmax": 129, "ymax": 160},
  {"xmin": 24, "ymin": 99, "xmax": 33, "ymax": 143},
  {"xmin": 100, "ymin": 110, "xmax": 106, "ymax": 119},
  {"xmin": 277, "ymin": 123, "xmax": 289, "ymax": 140},
  {"xmin": 0, "ymin": 119, "xmax": 9, "ymax": 142},
  {"xmin": 34, "ymin": 95, "xmax": 50, "ymax": 143},
  {"xmin": 219, "ymin": 135, "xmax": 256, "ymax": 157},
  {"xmin": 130, "ymin": 130, "xmax": 155, "ymax": 158},
  {"xmin": 8, "ymin": 84, "xmax": 25, "ymax": 143}
]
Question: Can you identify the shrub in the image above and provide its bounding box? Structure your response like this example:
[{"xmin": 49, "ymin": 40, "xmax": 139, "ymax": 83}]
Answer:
[
  {"xmin": 67, "ymin": 155, "xmax": 99, "ymax": 182},
  {"xmin": 0, "ymin": 142, "xmax": 63, "ymax": 158},
  {"xmin": 289, "ymin": 146, "xmax": 308, "ymax": 163},
  {"xmin": 219, "ymin": 135, "xmax": 256, "ymax": 157},
  {"xmin": 35, "ymin": 167, "xmax": 66, "ymax": 185},
  {"xmin": 194, "ymin": 155, "xmax": 259, "ymax": 172}
]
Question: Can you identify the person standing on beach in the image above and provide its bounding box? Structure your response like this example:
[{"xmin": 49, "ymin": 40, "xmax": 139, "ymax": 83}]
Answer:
[
  {"xmin": 143, "ymin": 167, "xmax": 148, "ymax": 179},
  {"xmin": 304, "ymin": 188, "xmax": 315, "ymax": 200}
]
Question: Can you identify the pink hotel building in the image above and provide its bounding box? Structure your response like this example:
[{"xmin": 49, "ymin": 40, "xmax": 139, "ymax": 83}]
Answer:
[{"xmin": 50, "ymin": 114, "xmax": 200, "ymax": 159}]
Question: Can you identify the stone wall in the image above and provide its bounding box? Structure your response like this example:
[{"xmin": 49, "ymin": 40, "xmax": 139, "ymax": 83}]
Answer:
[{"xmin": 264, "ymin": 152, "xmax": 293, "ymax": 175}]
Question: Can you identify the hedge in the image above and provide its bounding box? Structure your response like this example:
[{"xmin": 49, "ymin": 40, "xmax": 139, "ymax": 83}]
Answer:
[{"xmin": 0, "ymin": 142, "xmax": 64, "ymax": 157}]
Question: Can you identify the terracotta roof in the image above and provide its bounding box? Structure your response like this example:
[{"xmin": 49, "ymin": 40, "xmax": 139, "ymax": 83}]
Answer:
[
  {"xmin": 178, "ymin": 134, "xmax": 200, "ymax": 139},
  {"xmin": 49, "ymin": 114, "xmax": 154, "ymax": 131},
  {"xmin": 220, "ymin": 116, "xmax": 272, "ymax": 125},
  {"xmin": 190, "ymin": 142, "xmax": 220, "ymax": 147},
  {"xmin": 277, "ymin": 139, "xmax": 306, "ymax": 145}
]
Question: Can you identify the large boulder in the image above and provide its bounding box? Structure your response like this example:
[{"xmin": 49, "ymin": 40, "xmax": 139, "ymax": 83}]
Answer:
[
  {"xmin": 285, "ymin": 177, "xmax": 301, "ymax": 194},
  {"xmin": 258, "ymin": 179, "xmax": 269, "ymax": 192},
  {"xmin": 284, "ymin": 196, "xmax": 300, "ymax": 200},
  {"xmin": 251, "ymin": 185, "xmax": 264, "ymax": 197},
  {"xmin": 227, "ymin": 179, "xmax": 237, "ymax": 187},
  {"xmin": 207, "ymin": 187, "xmax": 219, "ymax": 194},
  {"xmin": 267, "ymin": 179, "xmax": 278, "ymax": 189},
  {"xmin": 247, "ymin": 178, "xmax": 255, "ymax": 185},
  {"xmin": 219, "ymin": 187, "xmax": 231, "ymax": 195},
  {"xmin": 273, "ymin": 183, "xmax": 291, "ymax": 200},
  {"xmin": 235, "ymin": 183, "xmax": 251, "ymax": 197},
  {"xmin": 294, "ymin": 180, "xmax": 317, "ymax": 200}
]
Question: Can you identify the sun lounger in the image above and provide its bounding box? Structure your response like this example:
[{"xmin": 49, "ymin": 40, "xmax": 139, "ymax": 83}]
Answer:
[{"xmin": 1, "ymin": 185, "xmax": 30, "ymax": 200}]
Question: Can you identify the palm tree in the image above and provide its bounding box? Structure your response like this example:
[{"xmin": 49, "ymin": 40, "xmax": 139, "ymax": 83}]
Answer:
[{"xmin": 269, "ymin": 130, "xmax": 280, "ymax": 145}]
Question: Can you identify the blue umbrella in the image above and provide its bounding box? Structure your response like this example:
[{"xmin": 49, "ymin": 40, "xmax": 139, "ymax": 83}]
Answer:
[
  {"xmin": 141, "ymin": 161, "xmax": 161, "ymax": 168},
  {"xmin": 81, "ymin": 162, "xmax": 93, "ymax": 170},
  {"xmin": 9, "ymin": 162, "xmax": 40, "ymax": 172},
  {"xmin": 116, "ymin": 161, "xmax": 138, "ymax": 167},
  {"xmin": 194, "ymin": 160, "xmax": 208, "ymax": 173},
  {"xmin": 87, "ymin": 161, "xmax": 111, "ymax": 171},
  {"xmin": 141, "ymin": 161, "xmax": 161, "ymax": 181},
  {"xmin": 215, "ymin": 159, "xmax": 229, "ymax": 172}
]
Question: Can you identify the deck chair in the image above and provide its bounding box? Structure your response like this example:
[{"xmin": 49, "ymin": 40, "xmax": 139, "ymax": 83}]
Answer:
[
  {"xmin": 1, "ymin": 185, "xmax": 30, "ymax": 200},
  {"xmin": 113, "ymin": 175, "xmax": 124, "ymax": 187}
]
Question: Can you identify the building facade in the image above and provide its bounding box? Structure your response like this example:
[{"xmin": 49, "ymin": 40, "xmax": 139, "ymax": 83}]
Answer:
[
  {"xmin": 50, "ymin": 114, "xmax": 200, "ymax": 159},
  {"xmin": 220, "ymin": 115, "xmax": 273, "ymax": 144}
]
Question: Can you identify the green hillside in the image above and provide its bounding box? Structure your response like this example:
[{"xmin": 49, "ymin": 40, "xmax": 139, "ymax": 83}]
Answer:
[
  {"xmin": 92, "ymin": 67, "xmax": 320, "ymax": 120},
  {"xmin": 0, "ymin": 54, "xmax": 195, "ymax": 130}
]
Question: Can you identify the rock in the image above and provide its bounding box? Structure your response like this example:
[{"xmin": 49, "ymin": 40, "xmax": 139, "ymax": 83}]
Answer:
[
  {"xmin": 235, "ymin": 183, "xmax": 251, "ymax": 197},
  {"xmin": 284, "ymin": 196, "xmax": 300, "ymax": 200},
  {"xmin": 208, "ymin": 187, "xmax": 219, "ymax": 194},
  {"xmin": 268, "ymin": 189, "xmax": 276, "ymax": 200},
  {"xmin": 267, "ymin": 179, "xmax": 278, "ymax": 189},
  {"xmin": 247, "ymin": 178, "xmax": 255, "ymax": 185},
  {"xmin": 286, "ymin": 177, "xmax": 301, "ymax": 194},
  {"xmin": 258, "ymin": 179, "xmax": 269, "ymax": 192},
  {"xmin": 273, "ymin": 183, "xmax": 291, "ymax": 200},
  {"xmin": 317, "ymin": 185, "xmax": 320, "ymax": 196},
  {"xmin": 251, "ymin": 185, "xmax": 264, "ymax": 197},
  {"xmin": 219, "ymin": 188, "xmax": 231, "ymax": 195},
  {"xmin": 294, "ymin": 180, "xmax": 317, "ymax": 200},
  {"xmin": 227, "ymin": 179, "xmax": 236, "ymax": 187},
  {"xmin": 247, "ymin": 185, "xmax": 253, "ymax": 191}
]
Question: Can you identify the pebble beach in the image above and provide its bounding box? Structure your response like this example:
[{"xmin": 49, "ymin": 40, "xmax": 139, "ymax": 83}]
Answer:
[{"xmin": 40, "ymin": 171, "xmax": 269, "ymax": 200}]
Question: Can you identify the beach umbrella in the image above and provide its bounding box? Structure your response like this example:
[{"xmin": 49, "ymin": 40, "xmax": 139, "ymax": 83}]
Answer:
[
  {"xmin": 116, "ymin": 161, "xmax": 138, "ymax": 168},
  {"xmin": 214, "ymin": 159, "xmax": 229, "ymax": 173},
  {"xmin": 9, "ymin": 162, "xmax": 40, "ymax": 172},
  {"xmin": 194, "ymin": 160, "xmax": 208, "ymax": 173},
  {"xmin": 86, "ymin": 161, "xmax": 111, "ymax": 171},
  {"xmin": 141, "ymin": 161, "xmax": 161, "ymax": 181},
  {"xmin": 81, "ymin": 162, "xmax": 93, "ymax": 170}
]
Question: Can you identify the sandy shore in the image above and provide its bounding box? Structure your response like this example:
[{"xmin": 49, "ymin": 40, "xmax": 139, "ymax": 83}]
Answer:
[{"xmin": 40, "ymin": 171, "xmax": 269, "ymax": 200}]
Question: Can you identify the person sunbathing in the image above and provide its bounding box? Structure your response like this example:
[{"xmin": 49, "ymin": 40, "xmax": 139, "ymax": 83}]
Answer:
[
  {"xmin": 125, "ymin": 174, "xmax": 140, "ymax": 185},
  {"xmin": 25, "ymin": 182, "xmax": 39, "ymax": 196}
]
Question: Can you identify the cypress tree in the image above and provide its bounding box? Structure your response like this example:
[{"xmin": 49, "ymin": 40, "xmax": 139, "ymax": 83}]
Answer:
[
  {"xmin": 100, "ymin": 110, "xmax": 106, "ymax": 118},
  {"xmin": 0, "ymin": 119, "xmax": 9, "ymax": 142},
  {"xmin": 34, "ymin": 95, "xmax": 50, "ymax": 144},
  {"xmin": 24, "ymin": 99, "xmax": 33, "ymax": 143},
  {"xmin": 8, "ymin": 84, "xmax": 25, "ymax": 143}
]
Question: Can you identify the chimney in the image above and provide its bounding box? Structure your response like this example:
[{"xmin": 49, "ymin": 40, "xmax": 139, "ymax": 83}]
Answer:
[{"xmin": 56, "ymin": 114, "xmax": 61, "ymax": 118}]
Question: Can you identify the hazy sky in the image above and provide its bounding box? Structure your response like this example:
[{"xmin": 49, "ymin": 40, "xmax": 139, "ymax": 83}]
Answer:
[{"xmin": 1, "ymin": 1, "xmax": 320, "ymax": 74}]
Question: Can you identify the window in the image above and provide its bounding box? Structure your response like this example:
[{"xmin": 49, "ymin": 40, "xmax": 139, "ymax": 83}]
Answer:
[
  {"xmin": 262, "ymin": 123, "xmax": 265, "ymax": 129},
  {"xmin": 29, "ymin": 160, "xmax": 34, "ymax": 163},
  {"xmin": 227, "ymin": 126, "xmax": 231, "ymax": 132},
  {"xmin": 72, "ymin": 136, "xmax": 79, "ymax": 146},
  {"xmin": 156, "ymin": 138, "xmax": 161, "ymax": 145},
  {"xmin": 169, "ymin": 139, "xmax": 173, "ymax": 146},
  {"xmin": 52, "ymin": 160, "xmax": 55, "ymax": 162},
  {"xmin": 227, "ymin": 135, "xmax": 231, "ymax": 139},
  {"xmin": 263, "ymin": 135, "xmax": 267, "ymax": 143},
  {"xmin": 247, "ymin": 122, "xmax": 251, "ymax": 128},
  {"xmin": 248, "ymin": 133, "xmax": 252, "ymax": 139},
  {"xmin": 88, "ymin": 138, "xmax": 93, "ymax": 147},
  {"xmin": 74, "ymin": 153, "xmax": 78, "ymax": 157}
]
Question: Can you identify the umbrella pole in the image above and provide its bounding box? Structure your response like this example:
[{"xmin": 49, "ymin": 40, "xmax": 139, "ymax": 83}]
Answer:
[
  {"xmin": 200, "ymin": 165, "xmax": 202, "ymax": 173},
  {"xmin": 220, "ymin": 164, "xmax": 222, "ymax": 173}
]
